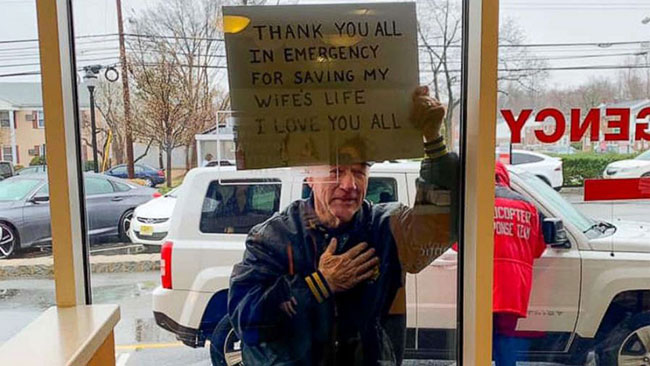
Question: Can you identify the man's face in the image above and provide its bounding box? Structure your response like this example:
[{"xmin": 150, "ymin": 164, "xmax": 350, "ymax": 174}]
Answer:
[{"xmin": 307, "ymin": 164, "xmax": 369, "ymax": 227}]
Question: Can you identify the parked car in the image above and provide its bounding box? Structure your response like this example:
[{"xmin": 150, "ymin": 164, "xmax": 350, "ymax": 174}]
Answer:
[
  {"xmin": 206, "ymin": 160, "xmax": 236, "ymax": 167},
  {"xmin": 129, "ymin": 186, "xmax": 179, "ymax": 246},
  {"xmin": 0, "ymin": 161, "xmax": 14, "ymax": 180},
  {"xmin": 16, "ymin": 165, "xmax": 47, "ymax": 175},
  {"xmin": 0, "ymin": 173, "xmax": 157, "ymax": 259},
  {"xmin": 506, "ymin": 149, "xmax": 563, "ymax": 190},
  {"xmin": 152, "ymin": 163, "xmax": 650, "ymax": 366},
  {"xmin": 104, "ymin": 164, "xmax": 165, "ymax": 187},
  {"xmin": 540, "ymin": 145, "xmax": 578, "ymax": 155},
  {"xmin": 603, "ymin": 149, "xmax": 650, "ymax": 179}
]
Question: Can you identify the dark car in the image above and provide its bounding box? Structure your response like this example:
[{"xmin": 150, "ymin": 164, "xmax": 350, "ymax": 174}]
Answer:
[
  {"xmin": 0, "ymin": 173, "xmax": 157, "ymax": 259},
  {"xmin": 104, "ymin": 164, "xmax": 165, "ymax": 187},
  {"xmin": 0, "ymin": 161, "xmax": 14, "ymax": 180}
]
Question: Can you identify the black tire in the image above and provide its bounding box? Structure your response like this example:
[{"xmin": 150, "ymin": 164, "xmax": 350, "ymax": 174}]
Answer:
[
  {"xmin": 597, "ymin": 312, "xmax": 650, "ymax": 365},
  {"xmin": 210, "ymin": 316, "xmax": 243, "ymax": 366},
  {"xmin": 118, "ymin": 209, "xmax": 134, "ymax": 243},
  {"xmin": 0, "ymin": 222, "xmax": 18, "ymax": 259}
]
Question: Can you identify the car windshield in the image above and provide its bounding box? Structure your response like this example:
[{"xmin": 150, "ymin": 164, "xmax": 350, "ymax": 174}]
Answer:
[
  {"xmin": 517, "ymin": 171, "xmax": 595, "ymax": 233},
  {"xmin": 635, "ymin": 150, "xmax": 650, "ymax": 161},
  {"xmin": 0, "ymin": 178, "xmax": 42, "ymax": 201}
]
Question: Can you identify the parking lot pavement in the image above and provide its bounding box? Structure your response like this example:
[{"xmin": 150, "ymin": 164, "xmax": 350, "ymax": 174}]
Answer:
[
  {"xmin": 2, "ymin": 194, "xmax": 646, "ymax": 365},
  {"xmin": 1, "ymin": 271, "xmax": 570, "ymax": 366}
]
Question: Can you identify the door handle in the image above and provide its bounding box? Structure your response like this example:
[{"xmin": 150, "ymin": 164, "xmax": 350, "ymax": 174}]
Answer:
[{"xmin": 111, "ymin": 197, "xmax": 124, "ymax": 202}]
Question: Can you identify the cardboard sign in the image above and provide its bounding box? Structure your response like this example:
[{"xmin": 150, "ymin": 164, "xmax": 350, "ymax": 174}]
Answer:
[{"xmin": 223, "ymin": 3, "xmax": 421, "ymax": 169}]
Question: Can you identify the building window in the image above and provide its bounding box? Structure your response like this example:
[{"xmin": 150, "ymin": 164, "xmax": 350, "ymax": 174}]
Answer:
[
  {"xmin": 0, "ymin": 111, "xmax": 9, "ymax": 128},
  {"xmin": 28, "ymin": 145, "xmax": 40, "ymax": 157},
  {"xmin": 37, "ymin": 111, "xmax": 45, "ymax": 128},
  {"xmin": 2, "ymin": 147, "xmax": 12, "ymax": 162}
]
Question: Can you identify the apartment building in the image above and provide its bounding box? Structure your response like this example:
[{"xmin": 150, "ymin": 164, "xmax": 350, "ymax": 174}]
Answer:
[{"xmin": 0, "ymin": 82, "xmax": 99, "ymax": 167}]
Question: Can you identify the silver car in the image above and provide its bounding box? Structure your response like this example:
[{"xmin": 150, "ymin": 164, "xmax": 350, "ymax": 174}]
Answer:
[{"xmin": 0, "ymin": 173, "xmax": 157, "ymax": 259}]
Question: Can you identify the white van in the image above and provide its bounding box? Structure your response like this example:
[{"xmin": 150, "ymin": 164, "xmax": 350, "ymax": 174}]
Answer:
[{"xmin": 153, "ymin": 162, "xmax": 650, "ymax": 366}]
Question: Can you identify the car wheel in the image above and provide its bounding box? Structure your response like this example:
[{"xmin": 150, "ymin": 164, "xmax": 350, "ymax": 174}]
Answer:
[
  {"xmin": 210, "ymin": 316, "xmax": 243, "ymax": 366},
  {"xmin": 144, "ymin": 178, "xmax": 154, "ymax": 187},
  {"xmin": 0, "ymin": 222, "xmax": 17, "ymax": 259},
  {"xmin": 118, "ymin": 209, "xmax": 134, "ymax": 243},
  {"xmin": 597, "ymin": 312, "xmax": 650, "ymax": 366}
]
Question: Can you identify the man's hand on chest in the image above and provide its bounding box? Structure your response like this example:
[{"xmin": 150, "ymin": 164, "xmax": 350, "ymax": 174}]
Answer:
[{"xmin": 318, "ymin": 238, "xmax": 380, "ymax": 293}]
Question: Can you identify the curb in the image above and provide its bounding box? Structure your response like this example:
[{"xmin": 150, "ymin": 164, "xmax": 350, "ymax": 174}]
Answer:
[{"xmin": 0, "ymin": 254, "xmax": 160, "ymax": 279}]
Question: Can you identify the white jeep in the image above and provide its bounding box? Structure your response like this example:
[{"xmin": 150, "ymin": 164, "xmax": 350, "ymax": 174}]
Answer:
[{"xmin": 153, "ymin": 163, "xmax": 650, "ymax": 366}]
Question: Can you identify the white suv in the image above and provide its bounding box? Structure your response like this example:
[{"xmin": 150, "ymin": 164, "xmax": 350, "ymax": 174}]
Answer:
[{"xmin": 153, "ymin": 163, "xmax": 650, "ymax": 366}]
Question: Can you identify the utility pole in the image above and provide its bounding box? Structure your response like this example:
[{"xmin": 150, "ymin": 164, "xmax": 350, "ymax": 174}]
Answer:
[
  {"xmin": 88, "ymin": 86, "xmax": 99, "ymax": 172},
  {"xmin": 117, "ymin": 0, "xmax": 135, "ymax": 178}
]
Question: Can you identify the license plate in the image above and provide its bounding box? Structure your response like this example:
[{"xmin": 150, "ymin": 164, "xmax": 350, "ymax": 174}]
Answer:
[{"xmin": 140, "ymin": 225, "xmax": 154, "ymax": 236}]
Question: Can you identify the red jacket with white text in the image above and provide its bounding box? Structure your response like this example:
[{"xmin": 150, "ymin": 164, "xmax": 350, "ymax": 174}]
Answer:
[{"xmin": 492, "ymin": 162, "xmax": 546, "ymax": 317}]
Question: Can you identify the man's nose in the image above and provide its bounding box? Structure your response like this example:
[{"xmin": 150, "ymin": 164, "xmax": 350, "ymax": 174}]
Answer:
[{"xmin": 338, "ymin": 171, "xmax": 357, "ymax": 190}]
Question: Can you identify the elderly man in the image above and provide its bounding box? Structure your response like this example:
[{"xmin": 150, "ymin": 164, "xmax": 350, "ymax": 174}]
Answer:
[{"xmin": 228, "ymin": 87, "xmax": 458, "ymax": 365}]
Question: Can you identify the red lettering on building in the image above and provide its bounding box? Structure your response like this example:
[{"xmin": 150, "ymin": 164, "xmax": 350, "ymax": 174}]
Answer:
[
  {"xmin": 500, "ymin": 107, "xmax": 650, "ymax": 143},
  {"xmin": 636, "ymin": 107, "xmax": 650, "ymax": 141},
  {"xmin": 500, "ymin": 109, "xmax": 532, "ymax": 144},
  {"xmin": 604, "ymin": 108, "xmax": 630, "ymax": 141},
  {"xmin": 534, "ymin": 108, "xmax": 565, "ymax": 143},
  {"xmin": 570, "ymin": 108, "xmax": 599, "ymax": 142}
]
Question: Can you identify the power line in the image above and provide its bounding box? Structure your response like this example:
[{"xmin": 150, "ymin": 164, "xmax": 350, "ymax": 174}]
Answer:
[
  {"xmin": 2, "ymin": 32, "xmax": 649, "ymax": 51},
  {"xmin": 0, "ymin": 33, "xmax": 118, "ymax": 45},
  {"xmin": 0, "ymin": 56, "xmax": 120, "ymax": 69},
  {"xmin": 5, "ymin": 63, "xmax": 650, "ymax": 79}
]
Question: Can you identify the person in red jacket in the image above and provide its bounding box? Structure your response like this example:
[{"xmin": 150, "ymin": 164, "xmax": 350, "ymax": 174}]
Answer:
[{"xmin": 492, "ymin": 161, "xmax": 546, "ymax": 366}]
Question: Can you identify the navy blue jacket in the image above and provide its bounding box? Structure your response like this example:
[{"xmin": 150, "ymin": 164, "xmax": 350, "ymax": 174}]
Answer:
[{"xmin": 228, "ymin": 153, "xmax": 458, "ymax": 365}]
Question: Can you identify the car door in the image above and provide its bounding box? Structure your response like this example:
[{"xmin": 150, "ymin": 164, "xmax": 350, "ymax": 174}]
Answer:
[
  {"xmin": 406, "ymin": 172, "xmax": 458, "ymax": 353},
  {"xmin": 20, "ymin": 182, "xmax": 52, "ymax": 245},
  {"xmin": 134, "ymin": 165, "xmax": 145, "ymax": 179},
  {"xmin": 84, "ymin": 176, "xmax": 120, "ymax": 237},
  {"xmin": 510, "ymin": 176, "xmax": 582, "ymax": 353},
  {"xmin": 412, "ymin": 171, "xmax": 581, "ymax": 356}
]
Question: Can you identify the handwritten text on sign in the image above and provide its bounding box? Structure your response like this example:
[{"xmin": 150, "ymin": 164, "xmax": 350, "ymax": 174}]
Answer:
[{"xmin": 223, "ymin": 3, "xmax": 420, "ymax": 169}]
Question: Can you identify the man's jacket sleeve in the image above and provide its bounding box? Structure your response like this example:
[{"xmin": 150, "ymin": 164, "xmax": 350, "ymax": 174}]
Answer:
[
  {"xmin": 228, "ymin": 222, "xmax": 331, "ymax": 345},
  {"xmin": 390, "ymin": 141, "xmax": 460, "ymax": 274}
]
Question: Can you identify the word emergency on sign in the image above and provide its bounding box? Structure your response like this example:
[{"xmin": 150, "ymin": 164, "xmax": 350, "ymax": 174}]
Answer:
[
  {"xmin": 223, "ymin": 3, "xmax": 420, "ymax": 169},
  {"xmin": 501, "ymin": 107, "xmax": 650, "ymax": 143}
]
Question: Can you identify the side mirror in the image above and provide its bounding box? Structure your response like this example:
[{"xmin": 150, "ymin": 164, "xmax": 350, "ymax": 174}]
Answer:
[
  {"xmin": 542, "ymin": 218, "xmax": 570, "ymax": 249},
  {"xmin": 30, "ymin": 195, "xmax": 50, "ymax": 204}
]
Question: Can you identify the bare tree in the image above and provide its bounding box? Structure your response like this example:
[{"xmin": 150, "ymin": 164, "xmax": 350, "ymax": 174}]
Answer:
[
  {"xmin": 128, "ymin": 0, "xmax": 221, "ymax": 186},
  {"xmin": 617, "ymin": 56, "xmax": 649, "ymax": 100},
  {"xmin": 417, "ymin": 0, "xmax": 547, "ymax": 142},
  {"xmin": 95, "ymin": 81, "xmax": 127, "ymax": 167},
  {"xmin": 80, "ymin": 110, "xmax": 109, "ymax": 169},
  {"xmin": 417, "ymin": 0, "xmax": 461, "ymax": 143}
]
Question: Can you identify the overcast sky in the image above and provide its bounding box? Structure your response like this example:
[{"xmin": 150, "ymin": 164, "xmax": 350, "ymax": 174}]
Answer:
[{"xmin": 0, "ymin": 0, "xmax": 649, "ymax": 90}]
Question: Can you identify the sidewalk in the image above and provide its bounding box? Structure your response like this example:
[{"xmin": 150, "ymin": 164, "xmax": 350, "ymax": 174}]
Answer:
[{"xmin": 0, "ymin": 253, "xmax": 160, "ymax": 279}]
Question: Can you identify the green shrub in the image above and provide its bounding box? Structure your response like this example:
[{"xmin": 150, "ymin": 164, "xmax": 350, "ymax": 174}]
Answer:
[
  {"xmin": 557, "ymin": 152, "xmax": 637, "ymax": 186},
  {"xmin": 29, "ymin": 156, "xmax": 46, "ymax": 166},
  {"xmin": 84, "ymin": 161, "xmax": 96, "ymax": 172}
]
